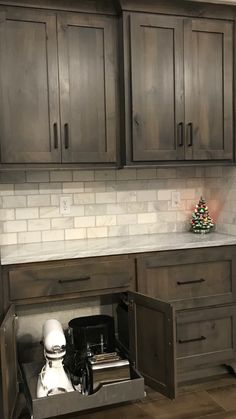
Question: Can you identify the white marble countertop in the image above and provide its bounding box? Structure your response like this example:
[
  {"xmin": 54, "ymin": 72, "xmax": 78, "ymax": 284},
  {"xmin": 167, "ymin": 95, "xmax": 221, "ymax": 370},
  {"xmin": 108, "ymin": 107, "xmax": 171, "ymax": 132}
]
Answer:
[{"xmin": 1, "ymin": 232, "xmax": 236, "ymax": 265}]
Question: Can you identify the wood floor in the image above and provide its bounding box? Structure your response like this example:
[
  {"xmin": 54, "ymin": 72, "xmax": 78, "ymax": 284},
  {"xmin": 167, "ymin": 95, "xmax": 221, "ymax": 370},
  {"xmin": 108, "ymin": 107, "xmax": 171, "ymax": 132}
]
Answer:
[{"xmin": 57, "ymin": 375, "xmax": 236, "ymax": 419}]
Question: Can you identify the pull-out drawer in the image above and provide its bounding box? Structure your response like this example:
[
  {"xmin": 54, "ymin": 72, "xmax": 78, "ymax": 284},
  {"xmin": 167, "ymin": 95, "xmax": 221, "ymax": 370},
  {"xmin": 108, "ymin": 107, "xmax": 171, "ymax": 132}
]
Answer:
[
  {"xmin": 176, "ymin": 305, "xmax": 236, "ymax": 371},
  {"xmin": 137, "ymin": 246, "xmax": 236, "ymax": 309},
  {"xmin": 7, "ymin": 256, "xmax": 135, "ymax": 302},
  {"xmin": 22, "ymin": 362, "xmax": 144, "ymax": 419}
]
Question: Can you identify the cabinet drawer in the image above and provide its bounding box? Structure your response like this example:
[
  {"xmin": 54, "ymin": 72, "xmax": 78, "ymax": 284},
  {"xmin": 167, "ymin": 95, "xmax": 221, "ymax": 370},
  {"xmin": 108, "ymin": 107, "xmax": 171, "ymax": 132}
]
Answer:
[
  {"xmin": 176, "ymin": 305, "xmax": 236, "ymax": 370},
  {"xmin": 137, "ymin": 247, "xmax": 236, "ymax": 308},
  {"xmin": 8, "ymin": 257, "xmax": 135, "ymax": 301}
]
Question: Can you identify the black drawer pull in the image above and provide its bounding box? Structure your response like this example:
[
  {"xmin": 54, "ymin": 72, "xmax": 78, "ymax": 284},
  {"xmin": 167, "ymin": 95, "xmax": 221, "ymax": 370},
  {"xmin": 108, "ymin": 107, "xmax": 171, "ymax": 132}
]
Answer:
[
  {"xmin": 187, "ymin": 122, "xmax": 193, "ymax": 147},
  {"xmin": 64, "ymin": 123, "xmax": 69, "ymax": 149},
  {"xmin": 53, "ymin": 123, "xmax": 58, "ymax": 149},
  {"xmin": 178, "ymin": 336, "xmax": 206, "ymax": 344},
  {"xmin": 177, "ymin": 122, "xmax": 184, "ymax": 147},
  {"xmin": 177, "ymin": 278, "xmax": 205, "ymax": 286},
  {"xmin": 58, "ymin": 276, "xmax": 91, "ymax": 284}
]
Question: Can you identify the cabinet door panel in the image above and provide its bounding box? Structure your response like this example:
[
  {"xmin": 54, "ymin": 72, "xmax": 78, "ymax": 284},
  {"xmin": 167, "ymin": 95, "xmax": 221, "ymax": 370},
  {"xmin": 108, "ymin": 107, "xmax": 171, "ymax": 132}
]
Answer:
[
  {"xmin": 130, "ymin": 14, "xmax": 184, "ymax": 162},
  {"xmin": 0, "ymin": 8, "xmax": 61, "ymax": 163},
  {"xmin": 0, "ymin": 305, "xmax": 18, "ymax": 419},
  {"xmin": 128, "ymin": 291, "xmax": 176, "ymax": 399},
  {"xmin": 58, "ymin": 13, "xmax": 118, "ymax": 164},
  {"xmin": 184, "ymin": 19, "xmax": 233, "ymax": 160}
]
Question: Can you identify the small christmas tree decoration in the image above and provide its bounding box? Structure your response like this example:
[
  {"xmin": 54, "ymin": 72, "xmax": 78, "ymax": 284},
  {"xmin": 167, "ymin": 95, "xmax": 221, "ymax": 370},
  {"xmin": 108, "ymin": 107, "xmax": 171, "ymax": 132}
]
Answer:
[{"xmin": 190, "ymin": 197, "xmax": 214, "ymax": 234}]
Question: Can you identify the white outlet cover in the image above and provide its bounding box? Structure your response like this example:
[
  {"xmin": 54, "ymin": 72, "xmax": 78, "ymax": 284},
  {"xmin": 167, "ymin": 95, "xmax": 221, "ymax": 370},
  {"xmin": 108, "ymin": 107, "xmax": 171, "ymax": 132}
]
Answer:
[
  {"xmin": 171, "ymin": 191, "xmax": 181, "ymax": 208},
  {"xmin": 60, "ymin": 196, "xmax": 72, "ymax": 215}
]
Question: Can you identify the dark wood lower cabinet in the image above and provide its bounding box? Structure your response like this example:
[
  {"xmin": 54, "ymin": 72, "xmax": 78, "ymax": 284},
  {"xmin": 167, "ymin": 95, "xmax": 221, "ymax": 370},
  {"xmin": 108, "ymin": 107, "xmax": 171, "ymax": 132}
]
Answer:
[{"xmin": 1, "ymin": 246, "xmax": 236, "ymax": 418}]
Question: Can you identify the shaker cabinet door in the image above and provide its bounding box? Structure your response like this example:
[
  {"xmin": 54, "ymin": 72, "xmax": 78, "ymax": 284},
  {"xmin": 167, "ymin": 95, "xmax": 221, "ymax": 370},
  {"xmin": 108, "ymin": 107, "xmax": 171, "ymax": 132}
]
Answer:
[
  {"xmin": 0, "ymin": 305, "xmax": 18, "ymax": 419},
  {"xmin": 0, "ymin": 8, "xmax": 61, "ymax": 163},
  {"xmin": 184, "ymin": 19, "xmax": 233, "ymax": 161},
  {"xmin": 130, "ymin": 14, "xmax": 185, "ymax": 162},
  {"xmin": 128, "ymin": 291, "xmax": 176, "ymax": 399},
  {"xmin": 58, "ymin": 13, "xmax": 118, "ymax": 164}
]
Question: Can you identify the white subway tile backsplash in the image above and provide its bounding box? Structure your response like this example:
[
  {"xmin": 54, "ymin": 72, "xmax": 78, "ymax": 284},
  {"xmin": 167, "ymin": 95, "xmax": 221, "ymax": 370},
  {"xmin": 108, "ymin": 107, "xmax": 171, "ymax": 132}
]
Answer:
[
  {"xmin": 95, "ymin": 170, "xmax": 116, "ymax": 181},
  {"xmin": 50, "ymin": 171, "xmax": 72, "ymax": 182},
  {"xmin": 62, "ymin": 182, "xmax": 84, "ymax": 194},
  {"xmin": 96, "ymin": 192, "xmax": 116, "ymax": 204},
  {"xmin": 15, "ymin": 183, "xmax": 39, "ymax": 195},
  {"xmin": 3, "ymin": 195, "xmax": 26, "ymax": 208},
  {"xmin": 117, "ymin": 214, "xmax": 137, "ymax": 225},
  {"xmin": 75, "ymin": 216, "xmax": 96, "ymax": 228},
  {"xmin": 84, "ymin": 204, "xmax": 107, "ymax": 216},
  {"xmin": 18, "ymin": 231, "xmax": 41, "ymax": 244},
  {"xmin": 16, "ymin": 208, "xmax": 39, "ymax": 220},
  {"xmin": 39, "ymin": 183, "xmax": 62, "ymax": 194},
  {"xmin": 4, "ymin": 220, "xmax": 27, "ymax": 233},
  {"xmin": 65, "ymin": 228, "xmax": 86, "ymax": 240},
  {"xmin": 157, "ymin": 190, "xmax": 172, "ymax": 201},
  {"xmin": 117, "ymin": 191, "xmax": 136, "ymax": 203},
  {"xmin": 73, "ymin": 170, "xmax": 94, "ymax": 182},
  {"xmin": 0, "ymin": 184, "xmax": 14, "ymax": 195},
  {"xmin": 51, "ymin": 217, "xmax": 74, "ymax": 229},
  {"xmin": 74, "ymin": 193, "xmax": 95, "ymax": 205},
  {"xmin": 1, "ymin": 232, "xmax": 17, "ymax": 245},
  {"xmin": 96, "ymin": 215, "xmax": 116, "ymax": 227},
  {"xmin": 0, "ymin": 166, "xmax": 221, "ymax": 245},
  {"xmin": 26, "ymin": 171, "xmax": 49, "ymax": 183},
  {"xmin": 28, "ymin": 219, "xmax": 51, "ymax": 231},
  {"xmin": 138, "ymin": 212, "xmax": 157, "ymax": 224},
  {"xmin": 27, "ymin": 194, "xmax": 51, "ymax": 207},
  {"xmin": 137, "ymin": 190, "xmax": 156, "ymax": 201},
  {"xmin": 42, "ymin": 230, "xmax": 64, "ymax": 242},
  {"xmin": 85, "ymin": 182, "xmax": 106, "ymax": 193},
  {"xmin": 116, "ymin": 169, "xmax": 136, "ymax": 181},
  {"xmin": 40, "ymin": 207, "xmax": 61, "ymax": 218},
  {"xmin": 87, "ymin": 226, "xmax": 108, "ymax": 238},
  {"xmin": 137, "ymin": 168, "xmax": 157, "ymax": 179},
  {"xmin": 0, "ymin": 209, "xmax": 15, "ymax": 220},
  {"xmin": 108, "ymin": 225, "xmax": 129, "ymax": 237}
]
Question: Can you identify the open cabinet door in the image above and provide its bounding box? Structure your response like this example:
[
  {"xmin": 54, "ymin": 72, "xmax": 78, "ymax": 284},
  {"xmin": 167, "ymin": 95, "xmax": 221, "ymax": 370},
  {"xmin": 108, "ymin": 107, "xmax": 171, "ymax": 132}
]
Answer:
[
  {"xmin": 128, "ymin": 292, "xmax": 176, "ymax": 399},
  {"xmin": 0, "ymin": 305, "xmax": 18, "ymax": 419}
]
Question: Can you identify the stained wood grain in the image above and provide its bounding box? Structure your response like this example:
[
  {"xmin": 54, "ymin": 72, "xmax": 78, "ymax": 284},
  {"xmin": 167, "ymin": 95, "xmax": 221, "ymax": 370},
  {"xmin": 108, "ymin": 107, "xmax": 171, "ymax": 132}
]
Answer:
[
  {"xmin": 58, "ymin": 13, "xmax": 118, "ymax": 164},
  {"xmin": 0, "ymin": 8, "xmax": 61, "ymax": 163}
]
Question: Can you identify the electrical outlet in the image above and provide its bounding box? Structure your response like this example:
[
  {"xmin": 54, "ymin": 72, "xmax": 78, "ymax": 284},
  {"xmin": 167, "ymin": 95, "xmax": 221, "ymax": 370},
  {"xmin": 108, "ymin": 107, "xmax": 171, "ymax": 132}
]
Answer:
[
  {"xmin": 171, "ymin": 191, "xmax": 181, "ymax": 209},
  {"xmin": 60, "ymin": 196, "xmax": 72, "ymax": 215}
]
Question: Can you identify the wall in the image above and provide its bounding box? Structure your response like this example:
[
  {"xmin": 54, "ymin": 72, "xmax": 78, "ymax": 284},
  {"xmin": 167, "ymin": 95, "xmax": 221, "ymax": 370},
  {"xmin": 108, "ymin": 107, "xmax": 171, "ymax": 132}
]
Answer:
[{"xmin": 0, "ymin": 167, "xmax": 209, "ymax": 245}]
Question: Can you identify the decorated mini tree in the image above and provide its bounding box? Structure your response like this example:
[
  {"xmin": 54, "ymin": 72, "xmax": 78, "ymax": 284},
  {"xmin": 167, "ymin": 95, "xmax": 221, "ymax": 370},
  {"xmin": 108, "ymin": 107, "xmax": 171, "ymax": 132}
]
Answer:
[{"xmin": 190, "ymin": 197, "xmax": 214, "ymax": 234}]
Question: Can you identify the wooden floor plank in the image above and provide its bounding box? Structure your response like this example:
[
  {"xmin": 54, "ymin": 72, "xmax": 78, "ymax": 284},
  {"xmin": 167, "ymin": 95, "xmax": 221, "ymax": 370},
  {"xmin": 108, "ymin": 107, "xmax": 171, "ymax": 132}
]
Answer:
[
  {"xmin": 136, "ymin": 391, "xmax": 224, "ymax": 419},
  {"xmin": 207, "ymin": 384, "xmax": 236, "ymax": 412},
  {"xmin": 196, "ymin": 410, "xmax": 236, "ymax": 419}
]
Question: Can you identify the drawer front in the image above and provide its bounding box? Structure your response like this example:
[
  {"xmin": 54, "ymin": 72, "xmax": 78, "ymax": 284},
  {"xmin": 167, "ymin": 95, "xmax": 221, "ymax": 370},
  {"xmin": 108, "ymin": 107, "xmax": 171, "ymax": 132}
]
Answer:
[
  {"xmin": 176, "ymin": 305, "xmax": 236, "ymax": 370},
  {"xmin": 8, "ymin": 257, "xmax": 135, "ymax": 301},
  {"xmin": 137, "ymin": 247, "xmax": 236, "ymax": 308}
]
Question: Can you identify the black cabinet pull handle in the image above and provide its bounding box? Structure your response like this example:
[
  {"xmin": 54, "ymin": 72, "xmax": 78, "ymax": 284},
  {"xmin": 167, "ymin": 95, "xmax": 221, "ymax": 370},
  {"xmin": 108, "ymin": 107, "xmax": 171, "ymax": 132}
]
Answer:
[
  {"xmin": 58, "ymin": 276, "xmax": 90, "ymax": 284},
  {"xmin": 187, "ymin": 122, "xmax": 193, "ymax": 147},
  {"xmin": 64, "ymin": 123, "xmax": 69, "ymax": 149},
  {"xmin": 178, "ymin": 336, "xmax": 206, "ymax": 344},
  {"xmin": 177, "ymin": 122, "xmax": 184, "ymax": 147},
  {"xmin": 177, "ymin": 278, "xmax": 205, "ymax": 286},
  {"xmin": 53, "ymin": 123, "xmax": 58, "ymax": 149}
]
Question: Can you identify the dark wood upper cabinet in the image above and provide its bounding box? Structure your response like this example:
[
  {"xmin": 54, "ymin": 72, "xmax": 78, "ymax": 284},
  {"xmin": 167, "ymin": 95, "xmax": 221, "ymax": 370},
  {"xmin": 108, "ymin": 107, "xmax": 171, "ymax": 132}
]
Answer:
[
  {"xmin": 184, "ymin": 19, "xmax": 233, "ymax": 160},
  {"xmin": 0, "ymin": 7, "xmax": 119, "ymax": 166},
  {"xmin": 130, "ymin": 14, "xmax": 185, "ymax": 162},
  {"xmin": 58, "ymin": 13, "xmax": 118, "ymax": 164},
  {"xmin": 125, "ymin": 12, "xmax": 234, "ymax": 163},
  {"xmin": 0, "ymin": 8, "xmax": 61, "ymax": 163}
]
